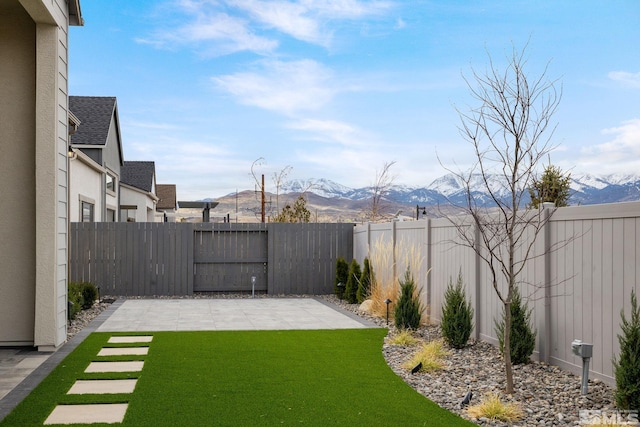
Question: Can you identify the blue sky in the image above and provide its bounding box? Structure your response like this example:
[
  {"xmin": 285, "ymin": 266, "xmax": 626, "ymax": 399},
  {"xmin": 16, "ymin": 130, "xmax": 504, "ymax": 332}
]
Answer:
[{"xmin": 70, "ymin": 1, "xmax": 640, "ymax": 200}]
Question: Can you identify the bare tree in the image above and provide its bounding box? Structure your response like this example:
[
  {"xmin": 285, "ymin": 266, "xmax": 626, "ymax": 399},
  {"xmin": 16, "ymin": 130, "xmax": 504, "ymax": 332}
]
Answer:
[
  {"xmin": 250, "ymin": 158, "xmax": 267, "ymax": 221},
  {"xmin": 272, "ymin": 165, "xmax": 293, "ymax": 213},
  {"xmin": 444, "ymin": 44, "xmax": 561, "ymax": 394},
  {"xmin": 366, "ymin": 161, "xmax": 397, "ymax": 222},
  {"xmin": 250, "ymin": 157, "xmax": 265, "ymax": 190}
]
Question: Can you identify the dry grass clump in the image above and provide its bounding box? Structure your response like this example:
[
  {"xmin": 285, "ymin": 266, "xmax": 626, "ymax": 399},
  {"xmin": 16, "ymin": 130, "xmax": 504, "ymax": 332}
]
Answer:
[
  {"xmin": 367, "ymin": 238, "xmax": 430, "ymax": 325},
  {"xmin": 466, "ymin": 393, "xmax": 523, "ymax": 422},
  {"xmin": 387, "ymin": 329, "xmax": 421, "ymax": 346},
  {"xmin": 402, "ymin": 338, "xmax": 450, "ymax": 373},
  {"xmin": 368, "ymin": 238, "xmax": 400, "ymax": 318}
]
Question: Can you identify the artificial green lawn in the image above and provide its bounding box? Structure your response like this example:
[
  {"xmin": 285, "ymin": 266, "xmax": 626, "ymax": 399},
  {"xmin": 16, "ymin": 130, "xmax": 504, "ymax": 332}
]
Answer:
[{"xmin": 1, "ymin": 329, "xmax": 473, "ymax": 426}]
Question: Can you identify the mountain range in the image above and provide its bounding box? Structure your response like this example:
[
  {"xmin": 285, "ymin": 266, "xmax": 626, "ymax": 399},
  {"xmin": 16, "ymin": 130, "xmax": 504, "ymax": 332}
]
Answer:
[
  {"xmin": 280, "ymin": 173, "xmax": 640, "ymax": 207},
  {"xmin": 207, "ymin": 173, "xmax": 640, "ymax": 222}
]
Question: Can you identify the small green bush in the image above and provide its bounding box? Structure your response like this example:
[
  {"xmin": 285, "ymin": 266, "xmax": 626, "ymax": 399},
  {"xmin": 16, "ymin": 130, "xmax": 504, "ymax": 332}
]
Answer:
[
  {"xmin": 357, "ymin": 257, "xmax": 374, "ymax": 304},
  {"xmin": 68, "ymin": 281, "xmax": 98, "ymax": 319},
  {"xmin": 345, "ymin": 259, "xmax": 362, "ymax": 304},
  {"xmin": 613, "ymin": 289, "xmax": 640, "ymax": 411},
  {"xmin": 80, "ymin": 282, "xmax": 98, "ymax": 309},
  {"xmin": 394, "ymin": 268, "xmax": 423, "ymax": 330},
  {"xmin": 495, "ymin": 287, "xmax": 536, "ymax": 364},
  {"xmin": 441, "ymin": 271, "xmax": 474, "ymax": 349},
  {"xmin": 67, "ymin": 282, "xmax": 84, "ymax": 320},
  {"xmin": 335, "ymin": 257, "xmax": 349, "ymax": 299}
]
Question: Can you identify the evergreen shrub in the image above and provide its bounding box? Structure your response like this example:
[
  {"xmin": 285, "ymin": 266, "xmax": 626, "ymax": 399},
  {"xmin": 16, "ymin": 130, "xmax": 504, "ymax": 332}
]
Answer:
[
  {"xmin": 345, "ymin": 259, "xmax": 362, "ymax": 304},
  {"xmin": 494, "ymin": 287, "xmax": 536, "ymax": 364},
  {"xmin": 335, "ymin": 257, "xmax": 349, "ymax": 299},
  {"xmin": 80, "ymin": 282, "xmax": 98, "ymax": 309},
  {"xmin": 68, "ymin": 282, "xmax": 84, "ymax": 320},
  {"xmin": 613, "ymin": 289, "xmax": 640, "ymax": 410},
  {"xmin": 440, "ymin": 271, "xmax": 474, "ymax": 349},
  {"xmin": 68, "ymin": 281, "xmax": 98, "ymax": 319},
  {"xmin": 394, "ymin": 268, "xmax": 423, "ymax": 330}
]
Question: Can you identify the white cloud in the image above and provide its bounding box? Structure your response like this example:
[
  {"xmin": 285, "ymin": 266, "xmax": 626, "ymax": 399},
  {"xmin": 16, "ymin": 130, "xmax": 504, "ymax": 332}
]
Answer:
[
  {"xmin": 230, "ymin": 0, "xmax": 393, "ymax": 45},
  {"xmin": 578, "ymin": 118, "xmax": 640, "ymax": 172},
  {"xmin": 140, "ymin": 0, "xmax": 394, "ymax": 53},
  {"xmin": 212, "ymin": 59, "xmax": 337, "ymax": 114},
  {"xmin": 138, "ymin": 2, "xmax": 277, "ymax": 55},
  {"xmin": 231, "ymin": 0, "xmax": 324, "ymax": 45},
  {"xmin": 608, "ymin": 71, "xmax": 640, "ymax": 88},
  {"xmin": 287, "ymin": 118, "xmax": 369, "ymax": 147}
]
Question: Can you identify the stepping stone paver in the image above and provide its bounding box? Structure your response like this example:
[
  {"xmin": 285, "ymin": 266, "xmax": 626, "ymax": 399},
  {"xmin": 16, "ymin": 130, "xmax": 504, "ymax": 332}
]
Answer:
[
  {"xmin": 108, "ymin": 336, "xmax": 153, "ymax": 343},
  {"xmin": 85, "ymin": 361, "xmax": 144, "ymax": 373},
  {"xmin": 67, "ymin": 379, "xmax": 138, "ymax": 395},
  {"xmin": 98, "ymin": 347, "xmax": 149, "ymax": 356},
  {"xmin": 44, "ymin": 403, "xmax": 128, "ymax": 425}
]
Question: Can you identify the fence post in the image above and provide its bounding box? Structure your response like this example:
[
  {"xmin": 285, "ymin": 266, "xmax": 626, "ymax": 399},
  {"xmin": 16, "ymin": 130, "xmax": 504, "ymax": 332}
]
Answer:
[
  {"xmin": 367, "ymin": 222, "xmax": 371, "ymax": 256},
  {"xmin": 474, "ymin": 221, "xmax": 482, "ymax": 341},
  {"xmin": 425, "ymin": 217, "xmax": 432, "ymax": 321},
  {"xmin": 392, "ymin": 220, "xmax": 397, "ymax": 282},
  {"xmin": 540, "ymin": 204, "xmax": 553, "ymax": 363}
]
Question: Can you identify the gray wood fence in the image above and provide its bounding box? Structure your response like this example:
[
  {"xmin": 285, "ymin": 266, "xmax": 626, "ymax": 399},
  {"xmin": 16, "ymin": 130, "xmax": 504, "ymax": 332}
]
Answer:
[
  {"xmin": 70, "ymin": 222, "xmax": 354, "ymax": 296},
  {"xmin": 353, "ymin": 201, "xmax": 640, "ymax": 387}
]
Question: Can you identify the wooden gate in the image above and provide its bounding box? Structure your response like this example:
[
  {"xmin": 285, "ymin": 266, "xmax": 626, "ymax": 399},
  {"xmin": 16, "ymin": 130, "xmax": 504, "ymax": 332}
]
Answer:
[{"xmin": 193, "ymin": 223, "xmax": 268, "ymax": 292}]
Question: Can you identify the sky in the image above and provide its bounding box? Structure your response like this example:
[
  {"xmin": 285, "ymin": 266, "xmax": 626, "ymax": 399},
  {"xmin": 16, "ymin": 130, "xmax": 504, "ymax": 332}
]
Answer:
[{"xmin": 69, "ymin": 1, "xmax": 640, "ymax": 200}]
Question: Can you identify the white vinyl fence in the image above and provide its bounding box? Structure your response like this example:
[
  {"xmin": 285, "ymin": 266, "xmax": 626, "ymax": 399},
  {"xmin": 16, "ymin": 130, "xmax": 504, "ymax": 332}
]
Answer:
[{"xmin": 354, "ymin": 201, "xmax": 640, "ymax": 386}]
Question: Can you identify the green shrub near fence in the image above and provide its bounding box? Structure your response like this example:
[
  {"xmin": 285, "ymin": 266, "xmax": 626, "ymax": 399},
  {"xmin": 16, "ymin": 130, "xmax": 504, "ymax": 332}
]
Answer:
[
  {"xmin": 441, "ymin": 271, "xmax": 474, "ymax": 349},
  {"xmin": 67, "ymin": 282, "xmax": 98, "ymax": 319},
  {"xmin": 394, "ymin": 268, "xmax": 423, "ymax": 330}
]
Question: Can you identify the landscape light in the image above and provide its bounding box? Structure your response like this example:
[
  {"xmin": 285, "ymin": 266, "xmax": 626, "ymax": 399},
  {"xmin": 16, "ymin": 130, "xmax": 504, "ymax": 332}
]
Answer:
[
  {"xmin": 251, "ymin": 276, "xmax": 256, "ymax": 298},
  {"xmin": 384, "ymin": 298, "xmax": 392, "ymax": 325}
]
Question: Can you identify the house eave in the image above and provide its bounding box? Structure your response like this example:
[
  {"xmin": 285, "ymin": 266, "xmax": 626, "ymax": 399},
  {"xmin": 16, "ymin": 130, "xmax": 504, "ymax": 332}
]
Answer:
[
  {"xmin": 121, "ymin": 182, "xmax": 160, "ymax": 202},
  {"xmin": 69, "ymin": 0, "xmax": 84, "ymax": 26},
  {"xmin": 70, "ymin": 148, "xmax": 105, "ymax": 173}
]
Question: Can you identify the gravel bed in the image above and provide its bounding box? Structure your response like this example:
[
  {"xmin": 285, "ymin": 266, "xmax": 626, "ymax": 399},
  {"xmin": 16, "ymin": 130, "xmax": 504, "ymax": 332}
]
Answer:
[
  {"xmin": 66, "ymin": 301, "xmax": 113, "ymax": 341},
  {"xmin": 68, "ymin": 294, "xmax": 617, "ymax": 426}
]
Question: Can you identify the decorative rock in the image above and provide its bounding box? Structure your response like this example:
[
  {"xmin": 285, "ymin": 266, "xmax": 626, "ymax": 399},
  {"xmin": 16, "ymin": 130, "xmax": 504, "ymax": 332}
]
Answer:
[{"xmin": 358, "ymin": 299, "xmax": 374, "ymax": 314}]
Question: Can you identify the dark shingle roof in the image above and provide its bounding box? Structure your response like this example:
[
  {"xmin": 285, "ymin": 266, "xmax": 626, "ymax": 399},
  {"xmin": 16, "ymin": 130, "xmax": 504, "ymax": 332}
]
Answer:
[
  {"xmin": 156, "ymin": 184, "xmax": 177, "ymax": 210},
  {"xmin": 121, "ymin": 161, "xmax": 155, "ymax": 193},
  {"xmin": 69, "ymin": 96, "xmax": 116, "ymax": 146}
]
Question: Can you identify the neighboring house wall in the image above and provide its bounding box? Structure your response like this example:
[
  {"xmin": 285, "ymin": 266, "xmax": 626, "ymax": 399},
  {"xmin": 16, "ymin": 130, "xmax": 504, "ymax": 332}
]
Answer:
[
  {"xmin": 0, "ymin": 0, "xmax": 80, "ymax": 350},
  {"xmin": 103, "ymin": 116, "xmax": 122, "ymax": 220},
  {"xmin": 69, "ymin": 152, "xmax": 105, "ymax": 222},
  {"xmin": 120, "ymin": 184, "xmax": 158, "ymax": 222},
  {"xmin": 105, "ymin": 167, "xmax": 118, "ymax": 222}
]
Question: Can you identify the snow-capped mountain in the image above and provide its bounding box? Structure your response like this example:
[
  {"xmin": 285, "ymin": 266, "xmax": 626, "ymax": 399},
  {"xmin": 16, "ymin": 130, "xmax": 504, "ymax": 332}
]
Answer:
[
  {"xmin": 279, "ymin": 173, "xmax": 640, "ymax": 207},
  {"xmin": 569, "ymin": 173, "xmax": 640, "ymax": 205},
  {"xmin": 282, "ymin": 178, "xmax": 356, "ymax": 199}
]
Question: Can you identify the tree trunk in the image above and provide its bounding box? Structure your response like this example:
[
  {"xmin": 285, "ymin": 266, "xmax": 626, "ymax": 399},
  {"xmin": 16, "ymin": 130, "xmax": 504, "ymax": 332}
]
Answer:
[{"xmin": 504, "ymin": 300, "xmax": 514, "ymax": 394}]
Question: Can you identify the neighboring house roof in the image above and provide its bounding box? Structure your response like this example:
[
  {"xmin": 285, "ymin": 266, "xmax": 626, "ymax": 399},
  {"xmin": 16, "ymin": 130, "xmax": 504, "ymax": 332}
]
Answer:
[
  {"xmin": 156, "ymin": 184, "xmax": 177, "ymax": 210},
  {"xmin": 121, "ymin": 161, "xmax": 156, "ymax": 193},
  {"xmin": 69, "ymin": 96, "xmax": 117, "ymax": 146}
]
